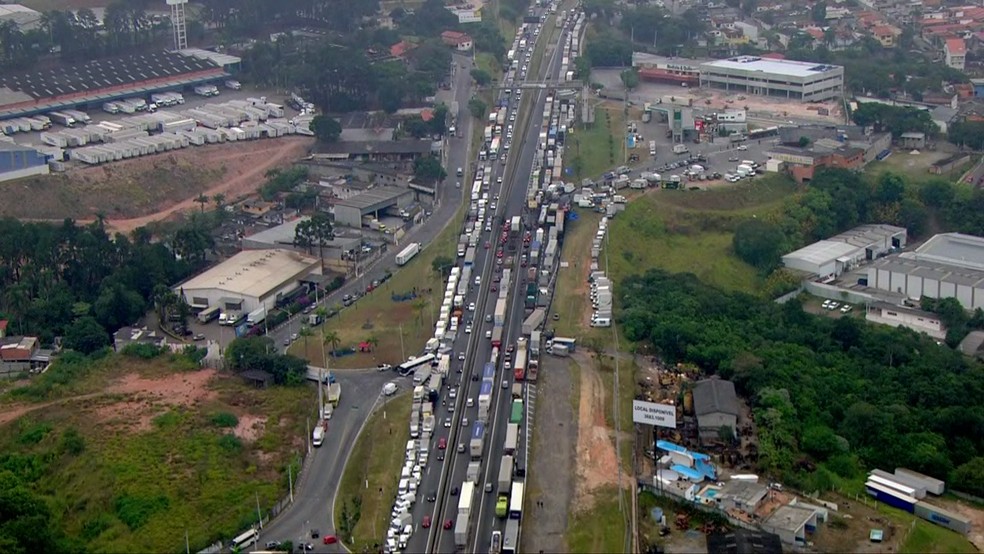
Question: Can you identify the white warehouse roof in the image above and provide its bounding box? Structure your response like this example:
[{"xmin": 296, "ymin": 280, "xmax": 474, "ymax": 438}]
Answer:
[
  {"xmin": 783, "ymin": 240, "xmax": 859, "ymax": 266},
  {"xmin": 701, "ymin": 56, "xmax": 841, "ymax": 78},
  {"xmin": 177, "ymin": 249, "xmax": 319, "ymax": 299}
]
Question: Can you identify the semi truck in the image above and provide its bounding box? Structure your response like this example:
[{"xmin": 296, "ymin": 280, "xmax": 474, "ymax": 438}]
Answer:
[
  {"xmin": 522, "ymin": 308, "xmax": 545, "ymax": 335},
  {"xmin": 498, "ymin": 455, "xmax": 514, "ymax": 491},
  {"xmin": 514, "ymin": 340, "xmax": 528, "ymax": 381},
  {"xmin": 504, "ymin": 423, "xmax": 519, "ymax": 455},
  {"xmin": 197, "ymin": 305, "xmax": 220, "ymax": 323},
  {"xmin": 494, "ymin": 299, "xmax": 508, "ymax": 326},
  {"xmin": 530, "ymin": 330, "xmax": 541, "ymax": 355},
  {"xmin": 458, "ymin": 481, "xmax": 475, "ymax": 515},
  {"xmin": 454, "ymin": 515, "xmax": 469, "ymax": 548},
  {"xmin": 467, "ymin": 461, "xmax": 481, "ymax": 484},
  {"xmin": 247, "ymin": 307, "xmax": 267, "ymax": 325},
  {"xmin": 470, "ymin": 421, "xmax": 486, "ymax": 458},
  {"xmin": 48, "ymin": 111, "xmax": 76, "ymax": 127},
  {"xmin": 396, "ymin": 243, "xmax": 420, "ymax": 266},
  {"xmin": 491, "ymin": 326, "xmax": 503, "ymax": 348},
  {"xmin": 510, "ymin": 400, "xmax": 523, "ymax": 424},
  {"xmin": 524, "ymin": 283, "xmax": 537, "ymax": 309}
]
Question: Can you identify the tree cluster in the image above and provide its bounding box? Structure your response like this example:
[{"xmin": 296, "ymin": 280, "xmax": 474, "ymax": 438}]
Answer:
[
  {"xmin": 224, "ymin": 337, "xmax": 308, "ymax": 385},
  {"xmin": 616, "ymin": 6, "xmax": 707, "ymax": 56},
  {"xmin": 851, "ymin": 103, "xmax": 937, "ymax": 138},
  {"xmin": 619, "ymin": 270, "xmax": 984, "ymax": 492},
  {"xmin": 948, "ymin": 120, "xmax": 984, "ymax": 150},
  {"xmin": 413, "ymin": 156, "xmax": 447, "ymax": 183},
  {"xmin": 0, "ymin": 218, "xmax": 204, "ymax": 347},
  {"xmin": 584, "ymin": 29, "xmax": 633, "ymax": 67}
]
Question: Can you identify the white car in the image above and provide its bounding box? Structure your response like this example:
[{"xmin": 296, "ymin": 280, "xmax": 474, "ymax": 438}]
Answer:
[
  {"xmin": 737, "ymin": 145, "xmax": 748, "ymax": 151},
  {"xmin": 468, "ymin": 302, "xmax": 476, "ymax": 312},
  {"xmin": 458, "ymin": 351, "xmax": 466, "ymax": 361},
  {"xmin": 465, "ymin": 324, "xmax": 473, "ymax": 334},
  {"xmin": 475, "ymin": 275, "xmax": 481, "ymax": 285},
  {"xmin": 467, "ymin": 398, "xmax": 475, "ymax": 407},
  {"xmin": 444, "ymin": 418, "xmax": 452, "ymax": 428}
]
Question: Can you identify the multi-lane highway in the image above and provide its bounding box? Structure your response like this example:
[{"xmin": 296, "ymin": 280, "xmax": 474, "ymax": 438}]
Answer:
[{"xmin": 395, "ymin": 7, "xmax": 577, "ymax": 554}]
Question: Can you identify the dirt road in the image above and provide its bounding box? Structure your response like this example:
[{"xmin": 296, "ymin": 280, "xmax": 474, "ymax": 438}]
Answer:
[{"xmin": 105, "ymin": 137, "xmax": 313, "ymax": 233}]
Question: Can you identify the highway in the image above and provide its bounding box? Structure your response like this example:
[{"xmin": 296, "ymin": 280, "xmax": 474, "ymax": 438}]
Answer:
[{"xmin": 397, "ymin": 9, "xmax": 574, "ymax": 554}]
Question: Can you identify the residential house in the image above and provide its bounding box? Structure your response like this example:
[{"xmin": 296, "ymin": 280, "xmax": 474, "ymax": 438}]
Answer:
[
  {"xmin": 441, "ymin": 30, "xmax": 473, "ymax": 51},
  {"xmin": 871, "ymin": 24, "xmax": 902, "ymax": 47},
  {"xmin": 0, "ymin": 336, "xmax": 49, "ymax": 376},
  {"xmin": 113, "ymin": 327, "xmax": 167, "ymax": 353},
  {"xmin": 390, "ymin": 40, "xmax": 414, "ymax": 60},
  {"xmin": 945, "ymin": 37, "xmax": 967, "ymax": 70}
]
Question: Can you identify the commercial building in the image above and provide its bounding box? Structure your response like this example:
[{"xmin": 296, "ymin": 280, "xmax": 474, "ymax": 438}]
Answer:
[
  {"xmin": 631, "ymin": 53, "xmax": 702, "ymax": 86},
  {"xmin": 0, "ymin": 50, "xmax": 229, "ymax": 120},
  {"xmin": 313, "ymin": 139, "xmax": 437, "ymax": 163},
  {"xmin": 866, "ymin": 233, "xmax": 984, "ymax": 310},
  {"xmin": 175, "ymin": 249, "xmax": 321, "ymax": 314},
  {"xmin": 0, "ymin": 144, "xmax": 49, "ymax": 182},
  {"xmin": 714, "ymin": 480, "xmax": 769, "ymax": 515},
  {"xmin": 865, "ymin": 302, "xmax": 946, "ymax": 340},
  {"xmin": 0, "ymin": 4, "xmax": 41, "ymax": 31},
  {"xmin": 782, "ymin": 224, "xmax": 907, "ymax": 279},
  {"xmin": 241, "ymin": 216, "xmax": 361, "ymax": 258},
  {"xmin": 769, "ymin": 124, "xmax": 892, "ymax": 182},
  {"xmin": 692, "ymin": 379, "xmax": 739, "ymax": 444},
  {"xmin": 332, "ymin": 186, "xmax": 414, "ymax": 227},
  {"xmin": 699, "ymin": 56, "xmax": 844, "ymax": 102}
]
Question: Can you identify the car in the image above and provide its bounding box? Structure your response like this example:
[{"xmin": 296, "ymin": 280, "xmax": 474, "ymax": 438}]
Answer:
[
  {"xmin": 457, "ymin": 443, "xmax": 465, "ymax": 453},
  {"xmin": 193, "ymin": 333, "xmax": 206, "ymax": 341},
  {"xmin": 475, "ymin": 275, "xmax": 482, "ymax": 285},
  {"xmin": 821, "ymin": 300, "xmax": 832, "ymax": 309},
  {"xmin": 491, "ymin": 284, "xmax": 497, "ymax": 292},
  {"xmin": 266, "ymin": 541, "xmax": 282, "ymax": 549},
  {"xmin": 840, "ymin": 305, "xmax": 853, "ymax": 313},
  {"xmin": 438, "ymin": 437, "xmax": 447, "ymax": 449},
  {"xmin": 437, "ymin": 452, "xmax": 445, "ymax": 461},
  {"xmin": 485, "ymin": 314, "xmax": 493, "ymax": 323},
  {"xmin": 467, "ymin": 397, "xmax": 475, "ymax": 407},
  {"xmin": 422, "ymin": 516, "xmax": 432, "ymax": 528},
  {"xmin": 283, "ymin": 337, "xmax": 291, "ymax": 346},
  {"xmin": 507, "ymin": 343, "xmax": 515, "ymax": 353},
  {"xmin": 465, "ymin": 324, "xmax": 473, "ymax": 334},
  {"xmin": 311, "ymin": 529, "xmax": 320, "ymax": 539},
  {"xmin": 497, "ymin": 177, "xmax": 503, "ymax": 184},
  {"xmin": 504, "ymin": 362, "xmax": 512, "ymax": 370},
  {"xmin": 485, "ymin": 241, "xmax": 491, "ymax": 249},
  {"xmin": 444, "ymin": 418, "xmax": 452, "ymax": 428},
  {"xmin": 444, "ymin": 518, "xmax": 454, "ymax": 530},
  {"xmin": 485, "ymin": 482, "xmax": 493, "ymax": 493},
  {"xmin": 458, "ymin": 351, "xmax": 466, "ymax": 361},
  {"xmin": 449, "ymin": 388, "xmax": 457, "ymax": 399},
  {"xmin": 737, "ymin": 145, "xmax": 748, "ymax": 151},
  {"xmin": 322, "ymin": 535, "xmax": 338, "ymax": 545},
  {"xmin": 291, "ymin": 332, "xmax": 299, "ymax": 341},
  {"xmin": 468, "ymin": 302, "xmax": 476, "ymax": 312},
  {"xmin": 502, "ymin": 379, "xmax": 508, "ymax": 389},
  {"xmin": 485, "ymin": 330, "xmax": 492, "ymax": 339},
  {"xmin": 377, "ymin": 363, "xmax": 392, "ymax": 372},
  {"xmin": 426, "ymin": 491, "xmax": 436, "ymax": 502},
  {"xmin": 451, "ymin": 486, "xmax": 460, "ymax": 495},
  {"xmin": 496, "ymin": 250, "xmax": 504, "ymax": 259}
]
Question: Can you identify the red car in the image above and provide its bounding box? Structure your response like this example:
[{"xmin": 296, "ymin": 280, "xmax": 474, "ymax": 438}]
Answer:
[
  {"xmin": 323, "ymin": 535, "xmax": 338, "ymax": 545},
  {"xmin": 491, "ymin": 285, "xmax": 497, "ymax": 292},
  {"xmin": 444, "ymin": 519, "xmax": 454, "ymax": 530},
  {"xmin": 506, "ymin": 343, "xmax": 515, "ymax": 353},
  {"xmin": 496, "ymin": 250, "xmax": 503, "ymax": 258},
  {"xmin": 485, "ymin": 241, "xmax": 490, "ymax": 249},
  {"xmin": 438, "ymin": 437, "xmax": 447, "ymax": 450},
  {"xmin": 422, "ymin": 516, "xmax": 432, "ymax": 529}
]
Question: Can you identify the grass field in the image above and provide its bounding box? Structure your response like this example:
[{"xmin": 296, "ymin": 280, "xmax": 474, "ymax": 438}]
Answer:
[
  {"xmin": 566, "ymin": 485, "xmax": 629, "ymax": 553},
  {"xmin": 604, "ymin": 176, "xmax": 798, "ymax": 294},
  {"xmin": 292, "ymin": 210, "xmax": 463, "ymax": 368},
  {"xmin": 866, "ymin": 150, "xmax": 974, "ymax": 186},
  {"xmin": 334, "ymin": 393, "xmax": 413, "ymax": 551},
  {"xmin": 0, "ymin": 352, "xmax": 310, "ymax": 553},
  {"xmin": 566, "ymin": 104, "xmax": 628, "ymax": 182},
  {"xmin": 901, "ymin": 519, "xmax": 978, "ymax": 554}
]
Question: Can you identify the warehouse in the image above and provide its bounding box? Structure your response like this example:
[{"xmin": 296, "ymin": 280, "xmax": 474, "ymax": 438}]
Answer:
[
  {"xmin": 0, "ymin": 50, "xmax": 228, "ymax": 120},
  {"xmin": 699, "ymin": 56, "xmax": 844, "ymax": 102},
  {"xmin": 692, "ymin": 379, "xmax": 739, "ymax": 444},
  {"xmin": 332, "ymin": 186, "xmax": 414, "ymax": 228},
  {"xmin": 782, "ymin": 224, "xmax": 906, "ymax": 278},
  {"xmin": 241, "ymin": 216, "xmax": 361, "ymax": 258},
  {"xmin": 866, "ymin": 233, "xmax": 984, "ymax": 310},
  {"xmin": 0, "ymin": 144, "xmax": 49, "ymax": 182},
  {"xmin": 175, "ymin": 249, "xmax": 320, "ymax": 314}
]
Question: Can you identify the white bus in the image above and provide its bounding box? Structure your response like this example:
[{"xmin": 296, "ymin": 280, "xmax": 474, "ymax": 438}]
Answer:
[
  {"xmin": 398, "ymin": 353, "xmax": 436, "ymax": 375},
  {"xmin": 231, "ymin": 527, "xmax": 258, "ymax": 550}
]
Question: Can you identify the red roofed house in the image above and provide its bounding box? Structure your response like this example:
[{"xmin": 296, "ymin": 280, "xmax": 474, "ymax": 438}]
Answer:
[
  {"xmin": 804, "ymin": 27, "xmax": 825, "ymax": 42},
  {"xmin": 419, "ymin": 108, "xmax": 434, "ymax": 122},
  {"xmin": 390, "ymin": 40, "xmax": 414, "ymax": 59},
  {"xmin": 871, "ymin": 25, "xmax": 901, "ymax": 48},
  {"xmin": 945, "ymin": 37, "xmax": 966, "ymax": 70},
  {"xmin": 441, "ymin": 30, "xmax": 473, "ymax": 51}
]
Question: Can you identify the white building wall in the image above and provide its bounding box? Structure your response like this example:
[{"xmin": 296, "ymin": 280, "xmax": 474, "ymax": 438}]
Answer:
[
  {"xmin": 924, "ymin": 278, "xmax": 940, "ymax": 298},
  {"xmin": 974, "ymin": 286, "xmax": 984, "ymax": 309},
  {"xmin": 956, "ymin": 284, "xmax": 972, "ymax": 308},
  {"xmin": 940, "ymin": 281, "xmax": 956, "ymax": 299}
]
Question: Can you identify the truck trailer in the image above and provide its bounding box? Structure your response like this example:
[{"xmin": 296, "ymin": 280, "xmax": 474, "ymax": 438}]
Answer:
[
  {"xmin": 396, "ymin": 243, "xmax": 420, "ymax": 265},
  {"xmin": 522, "ymin": 308, "xmax": 545, "ymax": 335}
]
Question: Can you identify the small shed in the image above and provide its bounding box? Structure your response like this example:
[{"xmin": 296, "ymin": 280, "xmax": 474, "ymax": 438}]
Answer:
[
  {"xmin": 899, "ymin": 132, "xmax": 926, "ymax": 149},
  {"xmin": 240, "ymin": 369, "xmax": 273, "ymax": 388}
]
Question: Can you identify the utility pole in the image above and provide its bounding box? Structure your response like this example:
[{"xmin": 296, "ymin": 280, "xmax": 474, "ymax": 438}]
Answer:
[
  {"xmin": 399, "ymin": 323, "xmax": 406, "ymax": 360},
  {"xmin": 289, "ymin": 463, "xmax": 294, "ymax": 503}
]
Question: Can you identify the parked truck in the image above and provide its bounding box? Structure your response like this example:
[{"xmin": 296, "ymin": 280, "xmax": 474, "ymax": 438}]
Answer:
[
  {"xmin": 470, "ymin": 421, "xmax": 486, "ymax": 458},
  {"xmin": 530, "ymin": 330, "xmax": 541, "ymax": 355},
  {"xmin": 504, "ymin": 423, "xmax": 519, "ymax": 455},
  {"xmin": 328, "ymin": 382, "xmax": 341, "ymax": 406},
  {"xmin": 396, "ymin": 243, "xmax": 421, "ymax": 266},
  {"xmin": 247, "ymin": 307, "xmax": 267, "ymax": 325},
  {"xmin": 522, "ymin": 308, "xmax": 545, "ymax": 335},
  {"xmin": 467, "ymin": 461, "xmax": 481, "ymax": 484},
  {"xmin": 672, "ymin": 144, "xmax": 689, "ymax": 154},
  {"xmin": 48, "ymin": 111, "xmax": 76, "ymax": 127}
]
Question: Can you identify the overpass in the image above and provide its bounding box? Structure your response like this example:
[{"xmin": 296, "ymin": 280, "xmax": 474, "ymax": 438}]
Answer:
[{"xmin": 480, "ymin": 79, "xmax": 585, "ymax": 91}]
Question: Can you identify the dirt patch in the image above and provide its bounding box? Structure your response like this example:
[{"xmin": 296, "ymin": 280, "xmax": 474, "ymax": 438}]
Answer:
[
  {"xmin": 572, "ymin": 351, "xmax": 624, "ymax": 511},
  {"xmin": 1, "ymin": 137, "xmax": 312, "ymax": 230},
  {"xmin": 233, "ymin": 413, "xmax": 268, "ymax": 443},
  {"xmin": 939, "ymin": 500, "xmax": 984, "ymax": 551}
]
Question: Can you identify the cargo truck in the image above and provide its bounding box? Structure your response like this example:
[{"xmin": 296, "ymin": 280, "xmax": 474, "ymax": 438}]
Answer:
[
  {"xmin": 454, "ymin": 516, "xmax": 469, "ymax": 547},
  {"xmin": 470, "ymin": 421, "xmax": 486, "ymax": 458},
  {"xmin": 494, "ymin": 299, "xmax": 508, "ymax": 326},
  {"xmin": 458, "ymin": 481, "xmax": 475, "ymax": 515},
  {"xmin": 467, "ymin": 461, "xmax": 481, "ymax": 484},
  {"xmin": 504, "ymin": 423, "xmax": 519, "ymax": 455},
  {"xmin": 247, "ymin": 307, "xmax": 267, "ymax": 325},
  {"xmin": 510, "ymin": 400, "xmax": 523, "ymax": 424},
  {"xmin": 328, "ymin": 382, "xmax": 341, "ymax": 406},
  {"xmin": 312, "ymin": 423, "xmax": 325, "ymax": 447},
  {"xmin": 396, "ymin": 243, "xmax": 420, "ymax": 266},
  {"xmin": 496, "ymin": 495, "xmax": 509, "ymax": 518},
  {"xmin": 522, "ymin": 308, "xmax": 545, "ymax": 335},
  {"xmin": 498, "ymin": 456, "xmax": 514, "ymax": 491},
  {"xmin": 530, "ymin": 330, "xmax": 541, "ymax": 355},
  {"xmin": 524, "ymin": 283, "xmax": 537, "ymax": 309},
  {"xmin": 48, "ymin": 111, "xmax": 76, "ymax": 127},
  {"xmin": 511, "ymin": 383, "xmax": 523, "ymax": 399},
  {"xmin": 527, "ymin": 357, "xmax": 539, "ymax": 382},
  {"xmin": 197, "ymin": 305, "xmax": 220, "ymax": 323},
  {"xmin": 491, "ymin": 326, "xmax": 503, "ymax": 348},
  {"xmin": 672, "ymin": 144, "xmax": 689, "ymax": 154}
]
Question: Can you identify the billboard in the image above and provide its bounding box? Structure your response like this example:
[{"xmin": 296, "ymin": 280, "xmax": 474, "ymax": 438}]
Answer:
[{"xmin": 632, "ymin": 400, "xmax": 677, "ymax": 428}]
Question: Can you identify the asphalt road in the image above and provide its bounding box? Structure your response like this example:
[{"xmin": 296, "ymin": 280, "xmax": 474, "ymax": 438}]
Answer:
[{"xmin": 256, "ymin": 370, "xmax": 396, "ymax": 553}]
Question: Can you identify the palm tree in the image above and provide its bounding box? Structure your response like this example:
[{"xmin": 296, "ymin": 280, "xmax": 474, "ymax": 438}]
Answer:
[
  {"xmin": 212, "ymin": 193, "xmax": 226, "ymax": 210},
  {"xmin": 299, "ymin": 326, "xmax": 314, "ymax": 358},
  {"xmin": 323, "ymin": 329, "xmax": 341, "ymax": 359},
  {"xmin": 195, "ymin": 193, "xmax": 209, "ymax": 213}
]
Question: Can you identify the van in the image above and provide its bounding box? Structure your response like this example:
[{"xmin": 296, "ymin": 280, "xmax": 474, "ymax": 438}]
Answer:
[{"xmin": 590, "ymin": 317, "xmax": 612, "ymax": 327}]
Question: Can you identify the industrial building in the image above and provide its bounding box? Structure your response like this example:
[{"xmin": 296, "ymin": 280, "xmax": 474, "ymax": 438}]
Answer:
[
  {"xmin": 313, "ymin": 139, "xmax": 437, "ymax": 163},
  {"xmin": 241, "ymin": 216, "xmax": 362, "ymax": 258},
  {"xmin": 0, "ymin": 4, "xmax": 41, "ymax": 31},
  {"xmin": 175, "ymin": 249, "xmax": 321, "ymax": 314},
  {"xmin": 781, "ymin": 224, "xmax": 907, "ymax": 279},
  {"xmin": 0, "ymin": 50, "xmax": 231, "ymax": 120},
  {"xmin": 705, "ymin": 530, "xmax": 783, "ymax": 554},
  {"xmin": 699, "ymin": 56, "xmax": 844, "ymax": 102},
  {"xmin": 631, "ymin": 52, "xmax": 702, "ymax": 86},
  {"xmin": 866, "ymin": 233, "xmax": 984, "ymax": 310},
  {"xmin": 865, "ymin": 302, "xmax": 946, "ymax": 340},
  {"xmin": 0, "ymin": 144, "xmax": 49, "ymax": 182},
  {"xmin": 761, "ymin": 505, "xmax": 820, "ymax": 546},
  {"xmin": 332, "ymin": 186, "xmax": 414, "ymax": 228},
  {"xmin": 692, "ymin": 379, "xmax": 739, "ymax": 444}
]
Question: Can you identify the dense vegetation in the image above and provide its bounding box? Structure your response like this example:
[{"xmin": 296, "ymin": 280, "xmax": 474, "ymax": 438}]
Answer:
[
  {"xmin": 0, "ymin": 218, "xmax": 206, "ymax": 347},
  {"xmin": 620, "ymin": 270, "xmax": 984, "ymax": 495},
  {"xmin": 851, "ymin": 103, "xmax": 938, "ymax": 138}
]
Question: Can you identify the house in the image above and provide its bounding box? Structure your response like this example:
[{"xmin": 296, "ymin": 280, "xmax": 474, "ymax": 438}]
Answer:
[
  {"xmin": 871, "ymin": 25, "xmax": 902, "ymax": 47},
  {"xmin": 390, "ymin": 40, "xmax": 414, "ymax": 60},
  {"xmin": 0, "ymin": 336, "xmax": 49, "ymax": 376},
  {"xmin": 945, "ymin": 37, "xmax": 966, "ymax": 70},
  {"xmin": 692, "ymin": 379, "xmax": 740, "ymax": 444},
  {"xmin": 441, "ymin": 30, "xmax": 473, "ymax": 51}
]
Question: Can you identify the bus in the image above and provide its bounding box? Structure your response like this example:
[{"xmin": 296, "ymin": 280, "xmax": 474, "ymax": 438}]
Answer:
[
  {"xmin": 230, "ymin": 527, "xmax": 258, "ymax": 550},
  {"xmin": 398, "ymin": 353, "xmax": 436, "ymax": 375},
  {"xmin": 748, "ymin": 126, "xmax": 779, "ymax": 140},
  {"xmin": 197, "ymin": 305, "xmax": 220, "ymax": 323},
  {"xmin": 509, "ymin": 481, "xmax": 524, "ymax": 519},
  {"xmin": 489, "ymin": 137, "xmax": 500, "ymax": 160}
]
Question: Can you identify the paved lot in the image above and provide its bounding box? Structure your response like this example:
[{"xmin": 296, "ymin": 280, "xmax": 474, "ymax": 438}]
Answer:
[{"xmin": 521, "ymin": 354, "xmax": 576, "ymax": 554}]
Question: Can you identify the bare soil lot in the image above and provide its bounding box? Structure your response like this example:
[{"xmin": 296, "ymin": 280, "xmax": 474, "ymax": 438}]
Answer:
[{"xmin": 0, "ymin": 136, "xmax": 312, "ymax": 231}]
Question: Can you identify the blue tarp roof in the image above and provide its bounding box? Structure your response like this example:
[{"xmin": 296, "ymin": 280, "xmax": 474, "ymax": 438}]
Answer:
[{"xmin": 671, "ymin": 464, "xmax": 704, "ymax": 481}]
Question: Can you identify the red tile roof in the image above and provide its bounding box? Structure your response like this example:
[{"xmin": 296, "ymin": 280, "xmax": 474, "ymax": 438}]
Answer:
[
  {"xmin": 390, "ymin": 41, "xmax": 413, "ymax": 58},
  {"xmin": 946, "ymin": 37, "xmax": 967, "ymax": 55}
]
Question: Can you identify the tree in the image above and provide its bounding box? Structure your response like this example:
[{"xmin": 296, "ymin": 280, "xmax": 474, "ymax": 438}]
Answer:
[
  {"xmin": 194, "ymin": 193, "xmax": 209, "ymax": 214},
  {"xmin": 798, "ymin": 136, "xmax": 811, "ymax": 147},
  {"xmin": 732, "ymin": 219, "xmax": 786, "ymax": 271},
  {"xmin": 63, "ymin": 316, "xmax": 109, "ymax": 355},
  {"xmin": 432, "ymin": 255, "xmax": 454, "ymax": 276},
  {"xmin": 93, "ymin": 282, "xmax": 146, "ymax": 331},
  {"xmin": 470, "ymin": 68, "xmax": 492, "ymax": 86},
  {"xmin": 294, "ymin": 213, "xmax": 334, "ymax": 270},
  {"xmin": 620, "ymin": 68, "xmax": 639, "ymax": 91},
  {"xmin": 952, "ymin": 457, "xmax": 984, "ymax": 497},
  {"xmin": 310, "ymin": 115, "xmax": 342, "ymax": 143},
  {"xmin": 323, "ymin": 329, "xmax": 341, "ymax": 357},
  {"xmin": 413, "ymin": 155, "xmax": 447, "ymax": 183},
  {"xmin": 468, "ymin": 96, "xmax": 487, "ymax": 120},
  {"xmin": 225, "ymin": 336, "xmax": 274, "ymax": 370}
]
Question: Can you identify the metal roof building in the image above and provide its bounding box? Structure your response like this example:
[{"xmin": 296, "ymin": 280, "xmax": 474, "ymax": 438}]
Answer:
[
  {"xmin": 332, "ymin": 186, "xmax": 414, "ymax": 227},
  {"xmin": 782, "ymin": 224, "xmax": 906, "ymax": 278},
  {"xmin": 699, "ymin": 56, "xmax": 844, "ymax": 102},
  {"xmin": 175, "ymin": 249, "xmax": 320, "ymax": 314},
  {"xmin": 0, "ymin": 50, "xmax": 229, "ymax": 120},
  {"xmin": 241, "ymin": 217, "xmax": 361, "ymax": 258},
  {"xmin": 692, "ymin": 379, "xmax": 739, "ymax": 444}
]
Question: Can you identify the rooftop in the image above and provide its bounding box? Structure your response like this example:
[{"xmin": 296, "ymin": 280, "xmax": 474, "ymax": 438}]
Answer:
[
  {"xmin": 0, "ymin": 4, "xmax": 40, "ymax": 29},
  {"xmin": 701, "ymin": 56, "xmax": 842, "ymax": 78},
  {"xmin": 693, "ymin": 379, "xmax": 739, "ymax": 417},
  {"xmin": 717, "ymin": 480, "xmax": 770, "ymax": 508},
  {"xmin": 177, "ymin": 249, "xmax": 319, "ymax": 298},
  {"xmin": 314, "ymin": 139, "xmax": 434, "ymax": 156},
  {"xmin": 244, "ymin": 217, "xmax": 361, "ymax": 249},
  {"xmin": 828, "ymin": 224, "xmax": 906, "ymax": 249},
  {"xmin": 178, "ymin": 48, "xmax": 242, "ymax": 68},
  {"xmin": 335, "ymin": 186, "xmax": 410, "ymax": 210},
  {"xmin": 946, "ymin": 37, "xmax": 967, "ymax": 55},
  {"xmin": 783, "ymin": 240, "xmax": 859, "ymax": 265},
  {"xmin": 706, "ymin": 530, "xmax": 783, "ymax": 554},
  {"xmin": 910, "ymin": 233, "xmax": 984, "ymax": 271},
  {"xmin": 764, "ymin": 504, "xmax": 816, "ymax": 533},
  {"xmin": 0, "ymin": 51, "xmax": 222, "ymax": 105},
  {"xmin": 874, "ymin": 255, "xmax": 984, "ymax": 288}
]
